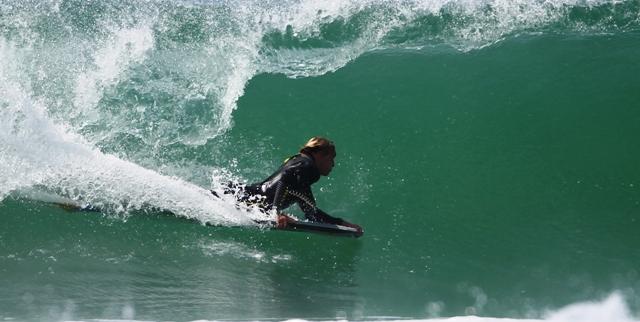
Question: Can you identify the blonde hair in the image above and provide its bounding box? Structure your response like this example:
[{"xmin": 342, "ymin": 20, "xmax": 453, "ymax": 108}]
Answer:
[{"xmin": 300, "ymin": 136, "xmax": 335, "ymax": 155}]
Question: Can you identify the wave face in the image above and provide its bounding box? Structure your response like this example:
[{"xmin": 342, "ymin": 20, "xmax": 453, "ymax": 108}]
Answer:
[
  {"xmin": 1, "ymin": 0, "xmax": 639, "ymax": 211},
  {"xmin": 1, "ymin": 0, "xmax": 640, "ymax": 320}
]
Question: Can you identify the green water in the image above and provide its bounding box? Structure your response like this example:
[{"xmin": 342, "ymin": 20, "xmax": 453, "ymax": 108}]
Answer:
[
  {"xmin": 222, "ymin": 32, "xmax": 640, "ymax": 315},
  {"xmin": 1, "ymin": 1, "xmax": 640, "ymax": 321}
]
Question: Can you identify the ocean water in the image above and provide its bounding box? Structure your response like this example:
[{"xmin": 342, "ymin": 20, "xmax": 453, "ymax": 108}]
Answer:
[{"xmin": 1, "ymin": 0, "xmax": 639, "ymax": 321}]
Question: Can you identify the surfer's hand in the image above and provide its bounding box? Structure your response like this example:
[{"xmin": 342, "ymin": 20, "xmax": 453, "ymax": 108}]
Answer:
[
  {"xmin": 353, "ymin": 225, "xmax": 364, "ymax": 237},
  {"xmin": 276, "ymin": 214, "xmax": 293, "ymax": 228},
  {"xmin": 341, "ymin": 221, "xmax": 363, "ymax": 237}
]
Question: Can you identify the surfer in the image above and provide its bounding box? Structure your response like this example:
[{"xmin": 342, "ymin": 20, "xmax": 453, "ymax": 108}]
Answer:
[{"xmin": 220, "ymin": 137, "xmax": 363, "ymax": 236}]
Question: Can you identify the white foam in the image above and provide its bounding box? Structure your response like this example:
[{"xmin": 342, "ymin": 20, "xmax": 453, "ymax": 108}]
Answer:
[
  {"xmin": 383, "ymin": 293, "xmax": 637, "ymax": 322},
  {"xmin": 544, "ymin": 292, "xmax": 636, "ymax": 322},
  {"xmin": 46, "ymin": 292, "xmax": 634, "ymax": 322},
  {"xmin": 17, "ymin": 283, "xmax": 635, "ymax": 320},
  {"xmin": 401, "ymin": 293, "xmax": 636, "ymax": 322},
  {"xmin": 73, "ymin": 23, "xmax": 154, "ymax": 118},
  {"xmin": 189, "ymin": 293, "xmax": 637, "ymax": 322},
  {"xmin": 0, "ymin": 37, "xmax": 266, "ymax": 225}
]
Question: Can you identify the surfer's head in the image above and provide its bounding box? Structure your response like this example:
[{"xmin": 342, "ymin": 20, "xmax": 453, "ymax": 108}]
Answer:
[{"xmin": 300, "ymin": 137, "xmax": 336, "ymax": 176}]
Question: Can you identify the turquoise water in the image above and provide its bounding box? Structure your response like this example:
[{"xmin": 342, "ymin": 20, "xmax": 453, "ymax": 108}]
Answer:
[{"xmin": 1, "ymin": 0, "xmax": 640, "ymax": 321}]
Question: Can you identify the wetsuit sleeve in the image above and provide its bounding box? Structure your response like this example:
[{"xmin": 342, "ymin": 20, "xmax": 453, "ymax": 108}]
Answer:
[
  {"xmin": 311, "ymin": 208, "xmax": 345, "ymax": 225},
  {"xmin": 270, "ymin": 162, "xmax": 310, "ymax": 212},
  {"xmin": 295, "ymin": 187, "xmax": 344, "ymax": 225},
  {"xmin": 272, "ymin": 180, "xmax": 287, "ymax": 212},
  {"xmin": 271, "ymin": 167, "xmax": 297, "ymax": 212}
]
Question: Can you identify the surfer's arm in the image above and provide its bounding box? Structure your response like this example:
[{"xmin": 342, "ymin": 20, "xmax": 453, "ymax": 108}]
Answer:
[
  {"xmin": 271, "ymin": 166, "xmax": 300, "ymax": 212},
  {"xmin": 272, "ymin": 180, "xmax": 287, "ymax": 211},
  {"xmin": 271, "ymin": 184, "xmax": 299, "ymax": 228},
  {"xmin": 291, "ymin": 187, "xmax": 344, "ymax": 224},
  {"xmin": 310, "ymin": 208, "xmax": 345, "ymax": 225},
  {"xmin": 295, "ymin": 188, "xmax": 362, "ymax": 234}
]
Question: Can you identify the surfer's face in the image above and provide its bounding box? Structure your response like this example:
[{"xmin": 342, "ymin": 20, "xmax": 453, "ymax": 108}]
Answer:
[{"xmin": 315, "ymin": 151, "xmax": 335, "ymax": 176}]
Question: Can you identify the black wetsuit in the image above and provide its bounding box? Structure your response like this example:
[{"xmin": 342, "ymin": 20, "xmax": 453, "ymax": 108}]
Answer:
[{"xmin": 241, "ymin": 153, "xmax": 344, "ymax": 225}]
